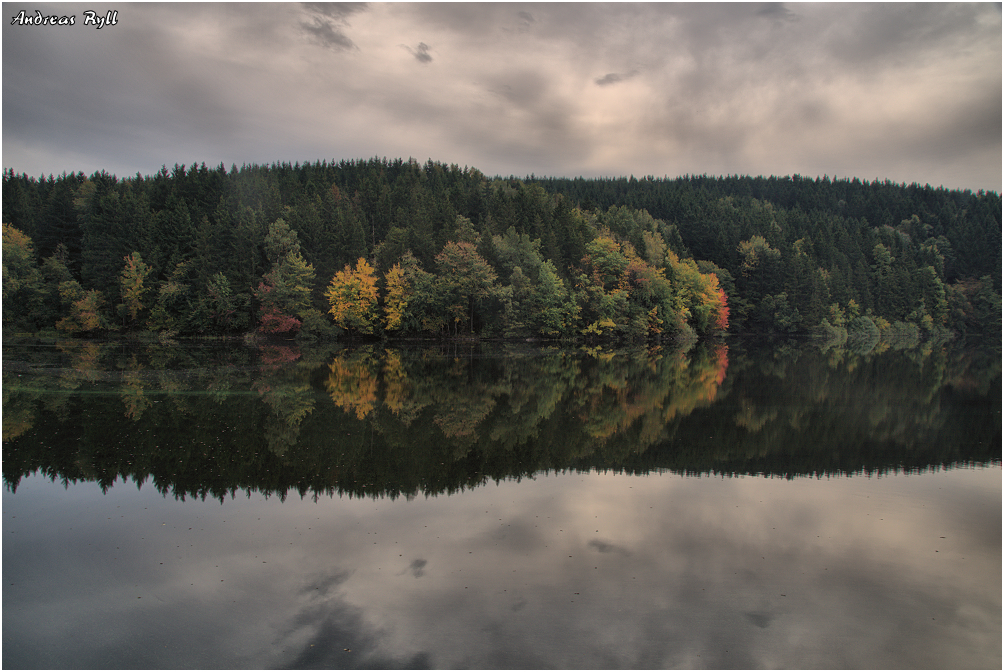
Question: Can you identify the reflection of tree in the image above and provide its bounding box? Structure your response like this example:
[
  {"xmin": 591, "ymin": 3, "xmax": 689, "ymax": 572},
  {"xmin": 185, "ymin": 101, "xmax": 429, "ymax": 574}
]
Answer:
[
  {"xmin": 3, "ymin": 338, "xmax": 998, "ymax": 502},
  {"xmin": 254, "ymin": 345, "xmax": 313, "ymax": 458},
  {"xmin": 486, "ymin": 351, "xmax": 573, "ymax": 451},
  {"xmin": 259, "ymin": 381, "xmax": 314, "ymax": 458},
  {"xmin": 430, "ymin": 358, "xmax": 500, "ymax": 448},
  {"xmin": 121, "ymin": 355, "xmax": 151, "ymax": 420},
  {"xmin": 326, "ymin": 349, "xmax": 378, "ymax": 420},
  {"xmin": 381, "ymin": 349, "xmax": 428, "ymax": 426},
  {"xmin": 566, "ymin": 342, "xmax": 729, "ymax": 460},
  {"xmin": 56, "ymin": 341, "xmax": 103, "ymax": 389},
  {"xmin": 2, "ymin": 371, "xmax": 37, "ymax": 441}
]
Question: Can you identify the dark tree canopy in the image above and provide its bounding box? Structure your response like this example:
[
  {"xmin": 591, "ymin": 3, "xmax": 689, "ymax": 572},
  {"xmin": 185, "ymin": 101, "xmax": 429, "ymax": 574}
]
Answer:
[{"xmin": 3, "ymin": 160, "xmax": 1000, "ymax": 339}]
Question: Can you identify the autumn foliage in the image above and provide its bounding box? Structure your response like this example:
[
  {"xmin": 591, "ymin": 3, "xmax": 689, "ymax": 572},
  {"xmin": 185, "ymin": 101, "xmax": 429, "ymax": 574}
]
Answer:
[{"xmin": 326, "ymin": 257, "xmax": 379, "ymax": 335}]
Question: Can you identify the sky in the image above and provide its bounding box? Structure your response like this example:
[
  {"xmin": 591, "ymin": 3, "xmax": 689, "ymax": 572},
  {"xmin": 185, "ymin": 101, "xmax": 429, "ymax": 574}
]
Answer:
[{"xmin": 2, "ymin": 2, "xmax": 1001, "ymax": 192}]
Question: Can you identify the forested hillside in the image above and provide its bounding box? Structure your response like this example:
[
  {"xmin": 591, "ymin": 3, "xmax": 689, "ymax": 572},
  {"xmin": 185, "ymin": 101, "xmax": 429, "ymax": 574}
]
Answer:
[{"xmin": 3, "ymin": 158, "xmax": 1000, "ymax": 341}]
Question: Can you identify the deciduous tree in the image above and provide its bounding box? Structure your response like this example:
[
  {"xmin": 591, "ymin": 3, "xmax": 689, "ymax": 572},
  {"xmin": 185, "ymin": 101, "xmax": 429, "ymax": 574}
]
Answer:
[{"xmin": 326, "ymin": 257, "xmax": 379, "ymax": 335}]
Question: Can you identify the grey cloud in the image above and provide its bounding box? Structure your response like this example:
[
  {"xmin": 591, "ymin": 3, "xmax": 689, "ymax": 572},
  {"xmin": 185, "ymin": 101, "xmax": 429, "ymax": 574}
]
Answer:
[
  {"xmin": 286, "ymin": 599, "xmax": 431, "ymax": 669},
  {"xmin": 595, "ymin": 71, "xmax": 638, "ymax": 86},
  {"xmin": 816, "ymin": 3, "xmax": 998, "ymax": 69},
  {"xmin": 301, "ymin": 2, "xmax": 367, "ymax": 21},
  {"xmin": 2, "ymin": 2, "xmax": 999, "ymax": 191},
  {"xmin": 301, "ymin": 17, "xmax": 355, "ymax": 50},
  {"xmin": 756, "ymin": 3, "xmax": 797, "ymax": 23},
  {"xmin": 487, "ymin": 74, "xmax": 543, "ymax": 108},
  {"xmin": 475, "ymin": 70, "xmax": 586, "ymax": 167},
  {"xmin": 407, "ymin": 42, "xmax": 433, "ymax": 63},
  {"xmin": 2, "ymin": 4, "xmax": 247, "ymax": 174},
  {"xmin": 300, "ymin": 2, "xmax": 365, "ymax": 50},
  {"xmin": 405, "ymin": 3, "xmax": 540, "ymax": 39}
]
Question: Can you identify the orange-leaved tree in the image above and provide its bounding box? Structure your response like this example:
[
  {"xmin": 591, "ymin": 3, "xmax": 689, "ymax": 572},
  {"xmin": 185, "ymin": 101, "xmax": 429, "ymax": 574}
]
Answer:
[{"xmin": 326, "ymin": 257, "xmax": 379, "ymax": 335}]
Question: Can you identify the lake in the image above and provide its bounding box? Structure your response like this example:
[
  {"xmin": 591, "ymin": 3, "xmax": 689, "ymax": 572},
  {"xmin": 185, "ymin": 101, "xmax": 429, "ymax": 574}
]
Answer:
[{"xmin": 3, "ymin": 337, "xmax": 1000, "ymax": 669}]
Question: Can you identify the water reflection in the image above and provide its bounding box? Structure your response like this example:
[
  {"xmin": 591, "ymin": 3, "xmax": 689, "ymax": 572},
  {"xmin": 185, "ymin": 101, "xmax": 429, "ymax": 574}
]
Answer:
[
  {"xmin": 3, "ymin": 466, "xmax": 999, "ymax": 669},
  {"xmin": 2, "ymin": 337, "xmax": 999, "ymax": 500},
  {"xmin": 2, "ymin": 337, "xmax": 1000, "ymax": 669}
]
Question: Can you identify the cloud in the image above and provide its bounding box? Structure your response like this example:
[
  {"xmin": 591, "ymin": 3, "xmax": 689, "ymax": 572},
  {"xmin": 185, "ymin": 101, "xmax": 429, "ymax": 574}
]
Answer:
[
  {"xmin": 2, "ymin": 2, "xmax": 999, "ymax": 191},
  {"xmin": 756, "ymin": 3, "xmax": 797, "ymax": 23},
  {"xmin": 595, "ymin": 71, "xmax": 638, "ymax": 86},
  {"xmin": 406, "ymin": 42, "xmax": 433, "ymax": 63},
  {"xmin": 299, "ymin": 2, "xmax": 366, "ymax": 50}
]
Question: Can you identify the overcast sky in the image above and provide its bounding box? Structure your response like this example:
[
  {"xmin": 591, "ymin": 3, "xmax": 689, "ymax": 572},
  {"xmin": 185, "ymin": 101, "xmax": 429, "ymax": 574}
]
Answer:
[{"xmin": 3, "ymin": 2, "xmax": 1001, "ymax": 191}]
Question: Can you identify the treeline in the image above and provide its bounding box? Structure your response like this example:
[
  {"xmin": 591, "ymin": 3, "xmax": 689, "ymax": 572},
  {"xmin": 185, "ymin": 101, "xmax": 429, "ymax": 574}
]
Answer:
[
  {"xmin": 529, "ymin": 173, "xmax": 1002, "ymax": 335},
  {"xmin": 2, "ymin": 159, "xmax": 999, "ymax": 339}
]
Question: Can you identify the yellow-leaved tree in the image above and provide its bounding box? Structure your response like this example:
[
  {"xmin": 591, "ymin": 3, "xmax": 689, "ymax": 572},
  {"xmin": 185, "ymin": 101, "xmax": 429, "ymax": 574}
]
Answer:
[
  {"xmin": 118, "ymin": 251, "xmax": 152, "ymax": 327},
  {"xmin": 326, "ymin": 257, "xmax": 379, "ymax": 335},
  {"xmin": 383, "ymin": 262, "xmax": 409, "ymax": 332}
]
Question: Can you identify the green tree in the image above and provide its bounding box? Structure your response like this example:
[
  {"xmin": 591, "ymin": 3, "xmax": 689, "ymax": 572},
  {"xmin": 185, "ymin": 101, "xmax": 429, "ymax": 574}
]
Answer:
[
  {"xmin": 435, "ymin": 241, "xmax": 499, "ymax": 334},
  {"xmin": 255, "ymin": 218, "xmax": 318, "ymax": 335},
  {"xmin": 147, "ymin": 261, "xmax": 192, "ymax": 333}
]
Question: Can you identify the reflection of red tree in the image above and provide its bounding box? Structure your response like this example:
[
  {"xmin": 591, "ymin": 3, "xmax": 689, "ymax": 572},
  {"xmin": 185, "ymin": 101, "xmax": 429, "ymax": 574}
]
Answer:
[
  {"xmin": 712, "ymin": 289, "xmax": 730, "ymax": 331},
  {"xmin": 258, "ymin": 345, "xmax": 301, "ymax": 367},
  {"xmin": 711, "ymin": 343, "xmax": 729, "ymax": 386}
]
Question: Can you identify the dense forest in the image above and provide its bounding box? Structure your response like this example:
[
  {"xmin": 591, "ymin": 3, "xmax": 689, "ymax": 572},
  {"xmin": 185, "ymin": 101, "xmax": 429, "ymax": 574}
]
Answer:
[{"xmin": 3, "ymin": 158, "xmax": 1000, "ymax": 341}]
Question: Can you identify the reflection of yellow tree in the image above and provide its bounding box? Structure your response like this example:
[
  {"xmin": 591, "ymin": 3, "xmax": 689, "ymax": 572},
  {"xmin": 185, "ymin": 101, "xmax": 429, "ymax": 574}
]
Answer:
[
  {"xmin": 326, "ymin": 351, "xmax": 379, "ymax": 420},
  {"xmin": 381, "ymin": 349, "xmax": 430, "ymax": 426},
  {"xmin": 121, "ymin": 355, "xmax": 151, "ymax": 421},
  {"xmin": 56, "ymin": 341, "xmax": 104, "ymax": 389},
  {"xmin": 382, "ymin": 349, "xmax": 408, "ymax": 415},
  {"xmin": 734, "ymin": 396, "xmax": 778, "ymax": 432}
]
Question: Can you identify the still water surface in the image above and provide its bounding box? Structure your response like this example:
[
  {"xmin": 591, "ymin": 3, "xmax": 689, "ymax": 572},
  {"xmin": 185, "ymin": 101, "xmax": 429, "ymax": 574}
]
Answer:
[{"xmin": 3, "ymin": 338, "xmax": 1000, "ymax": 669}]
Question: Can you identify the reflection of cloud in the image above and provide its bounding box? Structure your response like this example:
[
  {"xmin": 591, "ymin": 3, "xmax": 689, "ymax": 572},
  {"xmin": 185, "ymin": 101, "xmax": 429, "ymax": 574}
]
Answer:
[
  {"xmin": 301, "ymin": 570, "xmax": 351, "ymax": 598},
  {"xmin": 3, "ymin": 463, "xmax": 998, "ymax": 669},
  {"xmin": 588, "ymin": 539, "xmax": 631, "ymax": 555},
  {"xmin": 744, "ymin": 611, "xmax": 774, "ymax": 629},
  {"xmin": 409, "ymin": 558, "xmax": 427, "ymax": 577},
  {"xmin": 286, "ymin": 599, "xmax": 432, "ymax": 669}
]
